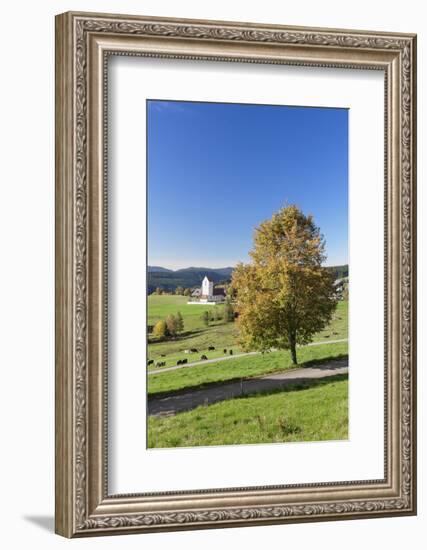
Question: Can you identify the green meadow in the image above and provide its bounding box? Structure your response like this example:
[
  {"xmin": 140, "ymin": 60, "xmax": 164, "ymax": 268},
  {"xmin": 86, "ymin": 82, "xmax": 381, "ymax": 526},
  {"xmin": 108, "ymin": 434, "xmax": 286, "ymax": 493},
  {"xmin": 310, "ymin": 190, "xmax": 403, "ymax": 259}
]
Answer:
[
  {"xmin": 148, "ymin": 295, "xmax": 218, "ymax": 332},
  {"xmin": 147, "ymin": 294, "xmax": 348, "ymax": 448},
  {"xmin": 148, "ymin": 295, "xmax": 240, "ymax": 367},
  {"xmin": 148, "ymin": 340, "xmax": 348, "ymax": 396},
  {"xmin": 148, "ymin": 375, "xmax": 348, "ymax": 448},
  {"xmin": 147, "ymin": 296, "xmax": 348, "ymax": 369}
]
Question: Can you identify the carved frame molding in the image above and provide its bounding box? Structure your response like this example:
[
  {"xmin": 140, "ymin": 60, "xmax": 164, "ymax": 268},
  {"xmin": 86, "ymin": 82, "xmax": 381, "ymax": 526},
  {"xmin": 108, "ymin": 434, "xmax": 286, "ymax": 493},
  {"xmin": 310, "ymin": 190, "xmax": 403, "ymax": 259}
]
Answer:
[{"xmin": 55, "ymin": 11, "xmax": 416, "ymax": 537}]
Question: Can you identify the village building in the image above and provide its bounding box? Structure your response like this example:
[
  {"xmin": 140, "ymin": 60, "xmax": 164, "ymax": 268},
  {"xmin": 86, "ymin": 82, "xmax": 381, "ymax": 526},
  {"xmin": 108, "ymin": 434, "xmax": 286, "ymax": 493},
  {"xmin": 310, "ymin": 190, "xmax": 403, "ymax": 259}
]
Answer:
[{"xmin": 188, "ymin": 276, "xmax": 226, "ymax": 304}]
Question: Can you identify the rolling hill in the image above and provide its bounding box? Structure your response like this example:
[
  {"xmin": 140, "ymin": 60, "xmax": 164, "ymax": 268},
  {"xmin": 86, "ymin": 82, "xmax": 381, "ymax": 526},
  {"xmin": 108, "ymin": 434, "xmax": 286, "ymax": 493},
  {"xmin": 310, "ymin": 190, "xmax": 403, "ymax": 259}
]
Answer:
[
  {"xmin": 148, "ymin": 266, "xmax": 234, "ymax": 293},
  {"xmin": 148, "ymin": 264, "xmax": 348, "ymax": 293},
  {"xmin": 326, "ymin": 264, "xmax": 349, "ymax": 279},
  {"xmin": 148, "ymin": 266, "xmax": 173, "ymax": 273}
]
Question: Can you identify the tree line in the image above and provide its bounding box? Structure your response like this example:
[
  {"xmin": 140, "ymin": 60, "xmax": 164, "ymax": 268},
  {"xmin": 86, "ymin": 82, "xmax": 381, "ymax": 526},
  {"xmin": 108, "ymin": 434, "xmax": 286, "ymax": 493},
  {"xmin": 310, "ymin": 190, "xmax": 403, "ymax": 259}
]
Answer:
[
  {"xmin": 151, "ymin": 285, "xmax": 230, "ymax": 296},
  {"xmin": 152, "ymin": 287, "xmax": 193, "ymax": 296},
  {"xmin": 201, "ymin": 301, "xmax": 235, "ymax": 326},
  {"xmin": 152, "ymin": 311, "xmax": 184, "ymax": 340}
]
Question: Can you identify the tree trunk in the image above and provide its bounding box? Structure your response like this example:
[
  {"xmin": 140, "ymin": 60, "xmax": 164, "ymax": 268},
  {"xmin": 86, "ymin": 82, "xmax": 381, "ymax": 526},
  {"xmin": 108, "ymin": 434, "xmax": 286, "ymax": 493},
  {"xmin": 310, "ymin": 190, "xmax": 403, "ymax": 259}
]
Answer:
[
  {"xmin": 290, "ymin": 344, "xmax": 297, "ymax": 365},
  {"xmin": 289, "ymin": 332, "xmax": 297, "ymax": 365}
]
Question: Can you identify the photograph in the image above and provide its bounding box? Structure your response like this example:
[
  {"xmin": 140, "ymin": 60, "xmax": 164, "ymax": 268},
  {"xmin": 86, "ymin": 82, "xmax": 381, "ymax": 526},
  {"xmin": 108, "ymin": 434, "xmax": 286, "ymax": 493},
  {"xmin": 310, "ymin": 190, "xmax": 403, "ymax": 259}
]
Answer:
[{"xmin": 146, "ymin": 99, "xmax": 349, "ymax": 449}]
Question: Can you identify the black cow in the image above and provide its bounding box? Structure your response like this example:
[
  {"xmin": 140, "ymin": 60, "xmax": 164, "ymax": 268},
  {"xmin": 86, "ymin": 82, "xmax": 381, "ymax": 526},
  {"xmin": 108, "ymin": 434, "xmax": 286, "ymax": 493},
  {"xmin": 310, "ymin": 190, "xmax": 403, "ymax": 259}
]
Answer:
[
  {"xmin": 181, "ymin": 359, "xmax": 188, "ymax": 364},
  {"xmin": 229, "ymin": 350, "xmax": 233, "ymax": 355},
  {"xmin": 177, "ymin": 359, "xmax": 182, "ymax": 365},
  {"xmin": 208, "ymin": 346, "xmax": 215, "ymax": 351},
  {"xmin": 147, "ymin": 359, "xmax": 154, "ymax": 366},
  {"xmin": 190, "ymin": 348, "xmax": 198, "ymax": 353},
  {"xmin": 200, "ymin": 355, "xmax": 208, "ymax": 361},
  {"xmin": 223, "ymin": 349, "xmax": 227, "ymax": 354}
]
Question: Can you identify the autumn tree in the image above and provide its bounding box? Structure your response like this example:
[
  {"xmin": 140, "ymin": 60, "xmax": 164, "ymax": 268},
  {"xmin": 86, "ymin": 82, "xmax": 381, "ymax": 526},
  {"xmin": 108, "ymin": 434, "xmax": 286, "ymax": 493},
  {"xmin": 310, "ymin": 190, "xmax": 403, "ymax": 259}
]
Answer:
[
  {"xmin": 165, "ymin": 314, "xmax": 177, "ymax": 337},
  {"xmin": 152, "ymin": 320, "xmax": 167, "ymax": 340},
  {"xmin": 176, "ymin": 311, "xmax": 184, "ymax": 333},
  {"xmin": 231, "ymin": 205, "xmax": 337, "ymax": 365}
]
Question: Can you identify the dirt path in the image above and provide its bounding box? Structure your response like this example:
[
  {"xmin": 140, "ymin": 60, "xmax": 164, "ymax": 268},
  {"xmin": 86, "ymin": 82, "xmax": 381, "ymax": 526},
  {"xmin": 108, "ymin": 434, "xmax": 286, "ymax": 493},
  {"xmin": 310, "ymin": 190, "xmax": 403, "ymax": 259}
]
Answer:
[
  {"xmin": 148, "ymin": 338, "xmax": 348, "ymax": 375},
  {"xmin": 148, "ymin": 357, "xmax": 348, "ymax": 417}
]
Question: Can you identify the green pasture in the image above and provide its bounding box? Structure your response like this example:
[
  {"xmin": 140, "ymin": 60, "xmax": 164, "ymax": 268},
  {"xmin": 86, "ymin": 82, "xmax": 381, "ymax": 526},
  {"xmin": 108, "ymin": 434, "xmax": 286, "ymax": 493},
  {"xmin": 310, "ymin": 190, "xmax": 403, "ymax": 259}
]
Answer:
[
  {"xmin": 148, "ymin": 375, "xmax": 348, "ymax": 448},
  {"xmin": 148, "ymin": 323, "xmax": 240, "ymax": 369},
  {"xmin": 148, "ymin": 295, "xmax": 219, "ymax": 332},
  {"xmin": 148, "ymin": 341, "xmax": 348, "ymax": 396},
  {"xmin": 312, "ymin": 300, "xmax": 348, "ymax": 342},
  {"xmin": 147, "ymin": 295, "xmax": 348, "ymax": 370},
  {"xmin": 147, "ymin": 295, "xmax": 240, "ymax": 367}
]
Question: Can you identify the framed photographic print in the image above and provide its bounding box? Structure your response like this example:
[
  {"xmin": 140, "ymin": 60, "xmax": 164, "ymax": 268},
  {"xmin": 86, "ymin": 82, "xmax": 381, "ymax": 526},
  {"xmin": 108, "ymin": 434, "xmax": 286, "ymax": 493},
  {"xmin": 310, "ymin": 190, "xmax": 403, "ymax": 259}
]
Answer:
[{"xmin": 55, "ymin": 11, "xmax": 417, "ymax": 537}]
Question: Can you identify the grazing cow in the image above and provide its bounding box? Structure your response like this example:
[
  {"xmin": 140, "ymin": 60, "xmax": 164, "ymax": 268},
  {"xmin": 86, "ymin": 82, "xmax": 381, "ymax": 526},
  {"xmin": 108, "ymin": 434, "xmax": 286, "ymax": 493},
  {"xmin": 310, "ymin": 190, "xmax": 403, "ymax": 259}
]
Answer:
[
  {"xmin": 181, "ymin": 359, "xmax": 188, "ymax": 364},
  {"xmin": 161, "ymin": 354, "xmax": 166, "ymax": 357},
  {"xmin": 184, "ymin": 349, "xmax": 190, "ymax": 354},
  {"xmin": 200, "ymin": 355, "xmax": 208, "ymax": 361},
  {"xmin": 155, "ymin": 362, "xmax": 161, "ymax": 368},
  {"xmin": 190, "ymin": 348, "xmax": 198, "ymax": 353},
  {"xmin": 208, "ymin": 346, "xmax": 215, "ymax": 351},
  {"xmin": 223, "ymin": 349, "xmax": 227, "ymax": 354},
  {"xmin": 229, "ymin": 350, "xmax": 233, "ymax": 355},
  {"xmin": 177, "ymin": 360, "xmax": 182, "ymax": 365},
  {"xmin": 147, "ymin": 359, "xmax": 154, "ymax": 366}
]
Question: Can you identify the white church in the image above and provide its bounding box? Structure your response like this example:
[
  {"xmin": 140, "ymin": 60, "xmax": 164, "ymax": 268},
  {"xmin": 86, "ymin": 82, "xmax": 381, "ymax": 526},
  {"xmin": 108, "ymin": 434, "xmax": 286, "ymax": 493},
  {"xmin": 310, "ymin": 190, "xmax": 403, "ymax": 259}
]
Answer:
[{"xmin": 188, "ymin": 276, "xmax": 226, "ymax": 305}]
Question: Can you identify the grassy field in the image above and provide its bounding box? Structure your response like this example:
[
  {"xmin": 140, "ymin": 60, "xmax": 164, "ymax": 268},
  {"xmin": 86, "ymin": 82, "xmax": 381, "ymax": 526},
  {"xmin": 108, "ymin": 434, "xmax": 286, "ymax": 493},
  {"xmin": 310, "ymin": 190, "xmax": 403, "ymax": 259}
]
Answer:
[
  {"xmin": 148, "ymin": 340, "xmax": 348, "ymax": 396},
  {"xmin": 147, "ymin": 296, "xmax": 349, "ymax": 449},
  {"xmin": 148, "ymin": 375, "xmax": 348, "ymax": 448},
  {"xmin": 312, "ymin": 300, "xmax": 348, "ymax": 342},
  {"xmin": 147, "ymin": 296, "xmax": 348, "ymax": 369},
  {"xmin": 148, "ymin": 295, "xmax": 219, "ymax": 331},
  {"xmin": 148, "ymin": 324, "xmax": 240, "ymax": 369}
]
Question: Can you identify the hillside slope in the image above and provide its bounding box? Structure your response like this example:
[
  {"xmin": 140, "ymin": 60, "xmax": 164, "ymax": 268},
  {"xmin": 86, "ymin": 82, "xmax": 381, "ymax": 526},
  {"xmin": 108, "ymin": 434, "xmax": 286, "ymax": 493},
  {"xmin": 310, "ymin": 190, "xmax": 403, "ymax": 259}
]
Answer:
[{"xmin": 148, "ymin": 265, "xmax": 348, "ymax": 293}]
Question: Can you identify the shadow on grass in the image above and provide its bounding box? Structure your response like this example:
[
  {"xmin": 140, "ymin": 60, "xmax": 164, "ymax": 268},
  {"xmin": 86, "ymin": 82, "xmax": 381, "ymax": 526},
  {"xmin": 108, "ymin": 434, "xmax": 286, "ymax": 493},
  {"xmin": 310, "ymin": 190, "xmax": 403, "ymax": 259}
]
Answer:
[
  {"xmin": 300, "ymin": 353, "xmax": 348, "ymax": 370},
  {"xmin": 148, "ymin": 354, "xmax": 348, "ymax": 400},
  {"xmin": 240, "ymin": 372, "xmax": 349, "ymax": 400},
  {"xmin": 148, "ymin": 371, "xmax": 349, "ymax": 417},
  {"xmin": 148, "ymin": 328, "xmax": 207, "ymax": 345},
  {"xmin": 148, "ymin": 323, "xmax": 234, "ymax": 347}
]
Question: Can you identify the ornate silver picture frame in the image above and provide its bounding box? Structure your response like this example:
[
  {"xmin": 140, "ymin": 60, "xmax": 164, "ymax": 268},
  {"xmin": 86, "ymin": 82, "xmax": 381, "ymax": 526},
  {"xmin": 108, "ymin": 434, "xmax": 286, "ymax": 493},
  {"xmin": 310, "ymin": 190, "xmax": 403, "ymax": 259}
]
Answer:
[{"xmin": 55, "ymin": 11, "xmax": 417, "ymax": 537}]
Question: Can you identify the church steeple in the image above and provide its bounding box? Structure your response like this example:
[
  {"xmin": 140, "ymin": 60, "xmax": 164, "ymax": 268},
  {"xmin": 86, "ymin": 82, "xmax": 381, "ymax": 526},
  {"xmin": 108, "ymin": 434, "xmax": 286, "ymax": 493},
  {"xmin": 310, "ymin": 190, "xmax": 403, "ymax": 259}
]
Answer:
[{"xmin": 202, "ymin": 276, "xmax": 213, "ymax": 297}]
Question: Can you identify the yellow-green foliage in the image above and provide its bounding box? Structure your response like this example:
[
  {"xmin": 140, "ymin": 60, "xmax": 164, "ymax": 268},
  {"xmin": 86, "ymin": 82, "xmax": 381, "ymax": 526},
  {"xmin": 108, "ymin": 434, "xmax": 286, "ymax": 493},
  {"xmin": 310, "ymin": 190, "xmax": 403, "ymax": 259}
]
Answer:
[
  {"xmin": 152, "ymin": 319, "xmax": 167, "ymax": 339},
  {"xmin": 232, "ymin": 205, "xmax": 337, "ymax": 363}
]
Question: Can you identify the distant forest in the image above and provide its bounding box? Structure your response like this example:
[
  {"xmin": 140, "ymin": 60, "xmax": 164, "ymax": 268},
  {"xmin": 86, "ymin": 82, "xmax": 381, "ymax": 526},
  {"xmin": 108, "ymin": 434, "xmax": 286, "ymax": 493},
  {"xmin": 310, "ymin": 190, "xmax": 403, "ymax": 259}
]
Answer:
[
  {"xmin": 325, "ymin": 264, "xmax": 349, "ymax": 280},
  {"xmin": 148, "ymin": 264, "xmax": 348, "ymax": 294}
]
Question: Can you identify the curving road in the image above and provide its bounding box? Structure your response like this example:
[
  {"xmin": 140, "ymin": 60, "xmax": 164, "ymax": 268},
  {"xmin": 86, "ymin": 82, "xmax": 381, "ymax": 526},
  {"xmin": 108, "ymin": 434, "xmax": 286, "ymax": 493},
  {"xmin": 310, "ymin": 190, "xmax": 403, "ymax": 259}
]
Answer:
[{"xmin": 148, "ymin": 357, "xmax": 348, "ymax": 417}]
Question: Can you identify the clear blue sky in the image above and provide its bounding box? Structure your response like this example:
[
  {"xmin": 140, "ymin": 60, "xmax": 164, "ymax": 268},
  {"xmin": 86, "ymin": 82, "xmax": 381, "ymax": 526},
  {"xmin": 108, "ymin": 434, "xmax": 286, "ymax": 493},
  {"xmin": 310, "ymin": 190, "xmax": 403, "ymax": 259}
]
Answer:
[{"xmin": 147, "ymin": 100, "xmax": 348, "ymax": 269}]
